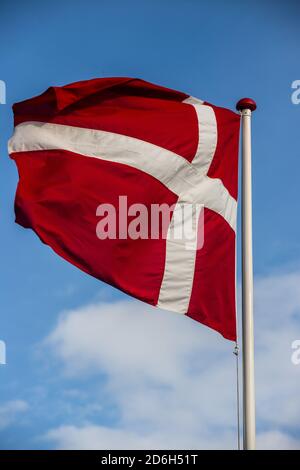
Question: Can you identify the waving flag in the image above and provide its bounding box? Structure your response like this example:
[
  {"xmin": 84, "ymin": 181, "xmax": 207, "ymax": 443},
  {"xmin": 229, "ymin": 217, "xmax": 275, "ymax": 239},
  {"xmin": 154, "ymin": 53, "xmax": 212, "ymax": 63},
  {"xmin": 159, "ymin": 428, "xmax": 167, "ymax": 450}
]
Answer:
[{"xmin": 8, "ymin": 78, "xmax": 240, "ymax": 340}]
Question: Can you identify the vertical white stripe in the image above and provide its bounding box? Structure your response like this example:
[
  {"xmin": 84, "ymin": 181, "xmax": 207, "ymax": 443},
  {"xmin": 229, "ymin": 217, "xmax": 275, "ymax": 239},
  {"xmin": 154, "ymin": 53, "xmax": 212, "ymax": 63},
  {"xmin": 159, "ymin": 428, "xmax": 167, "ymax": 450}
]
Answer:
[
  {"xmin": 157, "ymin": 201, "xmax": 203, "ymax": 313},
  {"xmin": 184, "ymin": 96, "xmax": 217, "ymax": 175},
  {"xmin": 157, "ymin": 96, "xmax": 218, "ymax": 313}
]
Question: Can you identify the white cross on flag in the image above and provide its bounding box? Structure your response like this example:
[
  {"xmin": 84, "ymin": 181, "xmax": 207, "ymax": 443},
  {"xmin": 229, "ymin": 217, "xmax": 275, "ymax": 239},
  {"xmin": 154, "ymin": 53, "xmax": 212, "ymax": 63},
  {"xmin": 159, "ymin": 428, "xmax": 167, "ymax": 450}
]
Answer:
[{"xmin": 8, "ymin": 78, "xmax": 240, "ymax": 340}]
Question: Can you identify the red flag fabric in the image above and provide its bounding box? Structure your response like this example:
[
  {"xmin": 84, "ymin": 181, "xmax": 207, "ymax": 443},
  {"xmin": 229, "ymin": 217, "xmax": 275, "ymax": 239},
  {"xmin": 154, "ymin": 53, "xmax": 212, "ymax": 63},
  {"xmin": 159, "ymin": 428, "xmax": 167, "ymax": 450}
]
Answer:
[{"xmin": 8, "ymin": 78, "xmax": 240, "ymax": 340}]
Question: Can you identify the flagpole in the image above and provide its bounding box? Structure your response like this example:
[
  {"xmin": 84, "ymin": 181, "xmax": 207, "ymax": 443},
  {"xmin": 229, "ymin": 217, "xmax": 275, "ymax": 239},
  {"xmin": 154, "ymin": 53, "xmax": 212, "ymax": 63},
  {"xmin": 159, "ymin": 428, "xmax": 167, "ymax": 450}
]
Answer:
[{"xmin": 236, "ymin": 98, "xmax": 256, "ymax": 450}]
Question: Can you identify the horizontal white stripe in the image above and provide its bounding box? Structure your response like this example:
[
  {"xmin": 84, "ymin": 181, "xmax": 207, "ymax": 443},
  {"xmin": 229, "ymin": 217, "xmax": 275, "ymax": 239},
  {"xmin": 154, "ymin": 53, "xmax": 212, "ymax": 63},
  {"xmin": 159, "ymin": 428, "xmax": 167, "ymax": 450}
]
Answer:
[
  {"xmin": 8, "ymin": 121, "xmax": 189, "ymax": 196},
  {"xmin": 8, "ymin": 121, "xmax": 236, "ymax": 230}
]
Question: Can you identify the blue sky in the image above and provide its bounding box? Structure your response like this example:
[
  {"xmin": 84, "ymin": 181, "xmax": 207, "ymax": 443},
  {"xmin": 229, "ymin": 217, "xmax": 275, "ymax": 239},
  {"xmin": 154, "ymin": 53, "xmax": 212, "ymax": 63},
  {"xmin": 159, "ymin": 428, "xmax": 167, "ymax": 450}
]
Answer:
[{"xmin": 1, "ymin": 0, "xmax": 300, "ymax": 449}]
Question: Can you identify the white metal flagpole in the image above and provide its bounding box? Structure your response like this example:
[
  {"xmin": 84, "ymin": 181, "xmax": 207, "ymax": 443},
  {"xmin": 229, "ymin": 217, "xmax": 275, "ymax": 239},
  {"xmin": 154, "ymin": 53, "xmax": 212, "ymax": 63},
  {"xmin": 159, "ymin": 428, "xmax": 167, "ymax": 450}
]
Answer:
[{"xmin": 236, "ymin": 97, "xmax": 257, "ymax": 450}]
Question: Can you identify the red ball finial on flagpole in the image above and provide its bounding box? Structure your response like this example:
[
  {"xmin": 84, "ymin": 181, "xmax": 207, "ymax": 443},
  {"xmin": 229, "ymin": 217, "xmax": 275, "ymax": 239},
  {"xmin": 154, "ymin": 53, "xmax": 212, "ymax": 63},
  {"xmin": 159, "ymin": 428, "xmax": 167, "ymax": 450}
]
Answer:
[{"xmin": 236, "ymin": 98, "xmax": 257, "ymax": 112}]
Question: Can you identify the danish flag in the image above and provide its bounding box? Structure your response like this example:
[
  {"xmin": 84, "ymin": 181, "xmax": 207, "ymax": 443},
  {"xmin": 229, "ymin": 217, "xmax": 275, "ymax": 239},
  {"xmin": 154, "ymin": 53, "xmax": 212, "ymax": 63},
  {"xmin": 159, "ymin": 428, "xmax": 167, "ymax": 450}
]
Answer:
[{"xmin": 9, "ymin": 78, "xmax": 240, "ymax": 340}]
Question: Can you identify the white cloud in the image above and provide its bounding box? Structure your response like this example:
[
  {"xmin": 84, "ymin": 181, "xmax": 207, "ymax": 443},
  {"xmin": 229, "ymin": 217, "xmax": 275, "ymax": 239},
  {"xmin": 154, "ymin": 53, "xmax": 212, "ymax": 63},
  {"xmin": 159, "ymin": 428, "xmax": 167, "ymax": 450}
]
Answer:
[
  {"xmin": 45, "ymin": 424, "xmax": 236, "ymax": 450},
  {"xmin": 0, "ymin": 400, "xmax": 29, "ymax": 431},
  {"xmin": 43, "ymin": 271, "xmax": 300, "ymax": 449},
  {"xmin": 45, "ymin": 300, "xmax": 238, "ymax": 449},
  {"xmin": 45, "ymin": 300, "xmax": 231, "ymax": 382},
  {"xmin": 254, "ymin": 273, "xmax": 300, "ymax": 429},
  {"xmin": 257, "ymin": 431, "xmax": 300, "ymax": 450},
  {"xmin": 45, "ymin": 425, "xmax": 156, "ymax": 450}
]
